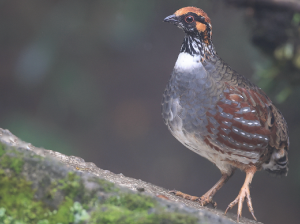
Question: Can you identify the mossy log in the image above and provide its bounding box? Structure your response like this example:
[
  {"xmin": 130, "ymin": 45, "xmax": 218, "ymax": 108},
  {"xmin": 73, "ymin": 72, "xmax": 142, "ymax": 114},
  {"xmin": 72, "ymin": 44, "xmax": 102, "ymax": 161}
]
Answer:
[{"xmin": 0, "ymin": 128, "xmax": 261, "ymax": 224}]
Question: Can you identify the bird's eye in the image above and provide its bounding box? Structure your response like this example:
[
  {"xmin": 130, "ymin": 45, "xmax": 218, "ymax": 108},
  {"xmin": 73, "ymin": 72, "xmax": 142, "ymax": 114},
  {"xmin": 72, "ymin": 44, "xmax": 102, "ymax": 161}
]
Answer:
[{"xmin": 185, "ymin": 16, "xmax": 194, "ymax": 23}]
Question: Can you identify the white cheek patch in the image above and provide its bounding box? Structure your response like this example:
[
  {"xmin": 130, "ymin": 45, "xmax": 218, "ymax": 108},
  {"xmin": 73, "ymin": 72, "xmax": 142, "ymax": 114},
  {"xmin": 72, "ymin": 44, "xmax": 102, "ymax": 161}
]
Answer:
[{"xmin": 174, "ymin": 52, "xmax": 201, "ymax": 72}]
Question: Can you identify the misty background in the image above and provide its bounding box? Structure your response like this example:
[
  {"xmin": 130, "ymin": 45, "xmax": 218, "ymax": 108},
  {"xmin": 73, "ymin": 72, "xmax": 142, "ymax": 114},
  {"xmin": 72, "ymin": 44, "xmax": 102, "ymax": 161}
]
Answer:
[{"xmin": 0, "ymin": 0, "xmax": 299, "ymax": 223}]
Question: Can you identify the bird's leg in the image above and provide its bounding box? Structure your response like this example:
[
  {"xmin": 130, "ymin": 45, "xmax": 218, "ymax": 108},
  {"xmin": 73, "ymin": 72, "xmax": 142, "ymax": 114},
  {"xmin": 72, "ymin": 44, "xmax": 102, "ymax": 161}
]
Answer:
[
  {"xmin": 169, "ymin": 173, "xmax": 231, "ymax": 207},
  {"xmin": 225, "ymin": 166, "xmax": 257, "ymax": 222},
  {"xmin": 198, "ymin": 173, "xmax": 230, "ymax": 207}
]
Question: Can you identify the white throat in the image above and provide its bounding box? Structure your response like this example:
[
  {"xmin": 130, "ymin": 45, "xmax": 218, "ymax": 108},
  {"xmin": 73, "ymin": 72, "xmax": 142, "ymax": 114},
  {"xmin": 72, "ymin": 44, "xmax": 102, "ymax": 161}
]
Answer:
[{"xmin": 174, "ymin": 52, "xmax": 202, "ymax": 72}]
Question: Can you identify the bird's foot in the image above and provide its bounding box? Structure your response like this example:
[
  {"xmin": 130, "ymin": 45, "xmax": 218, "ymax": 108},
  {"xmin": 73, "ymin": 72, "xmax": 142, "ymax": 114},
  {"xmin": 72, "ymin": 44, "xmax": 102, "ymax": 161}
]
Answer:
[
  {"xmin": 169, "ymin": 190, "xmax": 217, "ymax": 208},
  {"xmin": 224, "ymin": 185, "xmax": 256, "ymax": 222},
  {"xmin": 169, "ymin": 190, "xmax": 199, "ymax": 201}
]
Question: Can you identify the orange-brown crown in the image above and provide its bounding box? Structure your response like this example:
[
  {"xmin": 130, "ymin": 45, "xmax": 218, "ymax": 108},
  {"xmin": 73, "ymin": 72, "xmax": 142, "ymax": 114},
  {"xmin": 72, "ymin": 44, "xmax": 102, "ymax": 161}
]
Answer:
[{"xmin": 174, "ymin": 7, "xmax": 211, "ymax": 25}]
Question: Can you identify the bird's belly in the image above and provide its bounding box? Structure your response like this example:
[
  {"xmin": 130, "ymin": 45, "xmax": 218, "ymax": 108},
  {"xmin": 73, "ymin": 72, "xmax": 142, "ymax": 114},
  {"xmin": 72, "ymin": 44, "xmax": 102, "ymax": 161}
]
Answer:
[
  {"xmin": 171, "ymin": 121, "xmax": 218, "ymax": 162},
  {"xmin": 164, "ymin": 95, "xmax": 220, "ymax": 161},
  {"xmin": 167, "ymin": 111, "xmax": 233, "ymax": 173}
]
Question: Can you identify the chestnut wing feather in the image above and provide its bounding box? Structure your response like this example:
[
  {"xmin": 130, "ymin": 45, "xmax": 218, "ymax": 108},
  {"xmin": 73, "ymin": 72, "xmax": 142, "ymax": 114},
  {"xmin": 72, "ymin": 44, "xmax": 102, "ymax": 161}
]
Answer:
[{"xmin": 203, "ymin": 83, "xmax": 288, "ymax": 165}]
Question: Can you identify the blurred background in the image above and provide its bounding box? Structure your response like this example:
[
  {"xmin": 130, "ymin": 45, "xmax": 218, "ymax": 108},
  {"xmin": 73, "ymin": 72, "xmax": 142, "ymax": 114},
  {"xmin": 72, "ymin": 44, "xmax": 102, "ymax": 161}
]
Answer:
[{"xmin": 0, "ymin": 0, "xmax": 300, "ymax": 223}]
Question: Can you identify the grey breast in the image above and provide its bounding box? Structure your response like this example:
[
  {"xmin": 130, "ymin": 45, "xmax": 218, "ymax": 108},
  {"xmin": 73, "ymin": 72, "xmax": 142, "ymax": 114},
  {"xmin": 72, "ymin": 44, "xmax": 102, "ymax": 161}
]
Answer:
[{"xmin": 162, "ymin": 59, "xmax": 224, "ymax": 140}]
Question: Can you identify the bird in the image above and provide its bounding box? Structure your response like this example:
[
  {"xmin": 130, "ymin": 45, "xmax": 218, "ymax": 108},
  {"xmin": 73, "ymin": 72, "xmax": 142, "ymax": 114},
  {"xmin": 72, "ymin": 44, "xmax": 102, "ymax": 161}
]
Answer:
[{"xmin": 161, "ymin": 6, "xmax": 289, "ymax": 222}]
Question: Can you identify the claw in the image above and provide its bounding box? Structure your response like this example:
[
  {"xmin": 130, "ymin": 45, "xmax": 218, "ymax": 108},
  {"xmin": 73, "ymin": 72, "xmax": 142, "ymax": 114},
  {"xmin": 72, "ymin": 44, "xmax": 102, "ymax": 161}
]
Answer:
[
  {"xmin": 225, "ymin": 185, "xmax": 257, "ymax": 222},
  {"xmin": 224, "ymin": 197, "xmax": 238, "ymax": 214},
  {"xmin": 169, "ymin": 190, "xmax": 201, "ymax": 201},
  {"xmin": 198, "ymin": 195, "xmax": 216, "ymax": 207},
  {"xmin": 224, "ymin": 167, "xmax": 257, "ymax": 222},
  {"xmin": 169, "ymin": 174, "xmax": 230, "ymax": 209},
  {"xmin": 169, "ymin": 190, "xmax": 216, "ymax": 207},
  {"xmin": 246, "ymin": 191, "xmax": 257, "ymax": 221}
]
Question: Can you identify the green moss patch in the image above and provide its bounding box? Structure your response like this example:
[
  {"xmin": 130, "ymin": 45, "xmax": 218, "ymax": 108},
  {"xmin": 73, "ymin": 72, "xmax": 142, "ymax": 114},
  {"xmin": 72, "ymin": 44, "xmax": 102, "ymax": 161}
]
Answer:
[
  {"xmin": 1, "ymin": 154, "xmax": 24, "ymax": 174},
  {"xmin": 0, "ymin": 144, "xmax": 5, "ymax": 157},
  {"xmin": 0, "ymin": 144, "xmax": 24, "ymax": 174},
  {"xmin": 0, "ymin": 169, "xmax": 45, "ymax": 223},
  {"xmin": 90, "ymin": 193, "xmax": 199, "ymax": 224},
  {"xmin": 0, "ymin": 148, "xmax": 90, "ymax": 224},
  {"xmin": 106, "ymin": 194, "xmax": 155, "ymax": 211},
  {"xmin": 55, "ymin": 172, "xmax": 83, "ymax": 199},
  {"xmin": 97, "ymin": 179, "xmax": 119, "ymax": 193},
  {"xmin": 0, "ymin": 168, "xmax": 90, "ymax": 224},
  {"xmin": 0, "ymin": 147, "xmax": 201, "ymax": 224}
]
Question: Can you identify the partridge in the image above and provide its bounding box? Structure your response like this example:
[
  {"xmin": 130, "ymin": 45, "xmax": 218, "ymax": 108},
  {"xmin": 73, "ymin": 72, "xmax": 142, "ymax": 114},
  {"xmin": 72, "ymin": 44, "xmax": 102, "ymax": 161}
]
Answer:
[{"xmin": 161, "ymin": 7, "xmax": 289, "ymax": 222}]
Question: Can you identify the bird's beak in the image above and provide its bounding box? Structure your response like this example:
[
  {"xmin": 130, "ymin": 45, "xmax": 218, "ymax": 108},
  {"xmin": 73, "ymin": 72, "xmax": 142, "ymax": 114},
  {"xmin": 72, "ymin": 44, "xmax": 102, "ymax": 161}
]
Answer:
[{"xmin": 163, "ymin": 14, "xmax": 179, "ymax": 25}]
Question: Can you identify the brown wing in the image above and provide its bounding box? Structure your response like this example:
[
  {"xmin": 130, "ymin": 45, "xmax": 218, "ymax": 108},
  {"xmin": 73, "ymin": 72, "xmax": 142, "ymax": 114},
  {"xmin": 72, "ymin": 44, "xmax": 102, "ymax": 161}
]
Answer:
[{"xmin": 203, "ymin": 82, "xmax": 289, "ymax": 171}]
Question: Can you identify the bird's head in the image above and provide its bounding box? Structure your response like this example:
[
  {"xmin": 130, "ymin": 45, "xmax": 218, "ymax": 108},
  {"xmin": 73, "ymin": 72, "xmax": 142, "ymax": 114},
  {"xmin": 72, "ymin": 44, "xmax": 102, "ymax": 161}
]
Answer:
[{"xmin": 164, "ymin": 7, "xmax": 212, "ymax": 44}]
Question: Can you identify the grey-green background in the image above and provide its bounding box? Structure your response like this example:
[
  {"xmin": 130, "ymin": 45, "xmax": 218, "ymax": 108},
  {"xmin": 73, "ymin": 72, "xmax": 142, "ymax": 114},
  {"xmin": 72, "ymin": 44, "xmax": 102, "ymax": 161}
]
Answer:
[{"xmin": 0, "ymin": 1, "xmax": 299, "ymax": 223}]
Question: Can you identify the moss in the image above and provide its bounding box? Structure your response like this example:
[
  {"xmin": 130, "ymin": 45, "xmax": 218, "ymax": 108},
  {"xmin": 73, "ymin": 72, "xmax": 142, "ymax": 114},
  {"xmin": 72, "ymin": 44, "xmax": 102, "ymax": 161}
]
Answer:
[
  {"xmin": 0, "ymin": 168, "xmax": 90, "ymax": 223},
  {"xmin": 91, "ymin": 204, "xmax": 199, "ymax": 224},
  {"xmin": 0, "ymin": 169, "xmax": 48, "ymax": 223},
  {"xmin": 71, "ymin": 201, "xmax": 90, "ymax": 223},
  {"xmin": 151, "ymin": 212, "xmax": 199, "ymax": 224},
  {"xmin": 0, "ymin": 149, "xmax": 200, "ymax": 224},
  {"xmin": 0, "ymin": 143, "xmax": 5, "ymax": 157},
  {"xmin": 0, "ymin": 150, "xmax": 90, "ymax": 224},
  {"xmin": 90, "ymin": 193, "xmax": 200, "ymax": 224},
  {"xmin": 0, "ymin": 147, "xmax": 24, "ymax": 174},
  {"xmin": 90, "ymin": 204, "xmax": 153, "ymax": 224},
  {"xmin": 97, "ymin": 179, "xmax": 119, "ymax": 193},
  {"xmin": 45, "ymin": 172, "xmax": 90, "ymax": 223},
  {"xmin": 58, "ymin": 172, "xmax": 82, "ymax": 199},
  {"xmin": 48, "ymin": 172, "xmax": 85, "ymax": 201},
  {"xmin": 1, "ymin": 154, "xmax": 24, "ymax": 174},
  {"xmin": 106, "ymin": 193, "xmax": 155, "ymax": 211},
  {"xmin": 50, "ymin": 197, "xmax": 74, "ymax": 223},
  {"xmin": 0, "ymin": 207, "xmax": 26, "ymax": 224}
]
